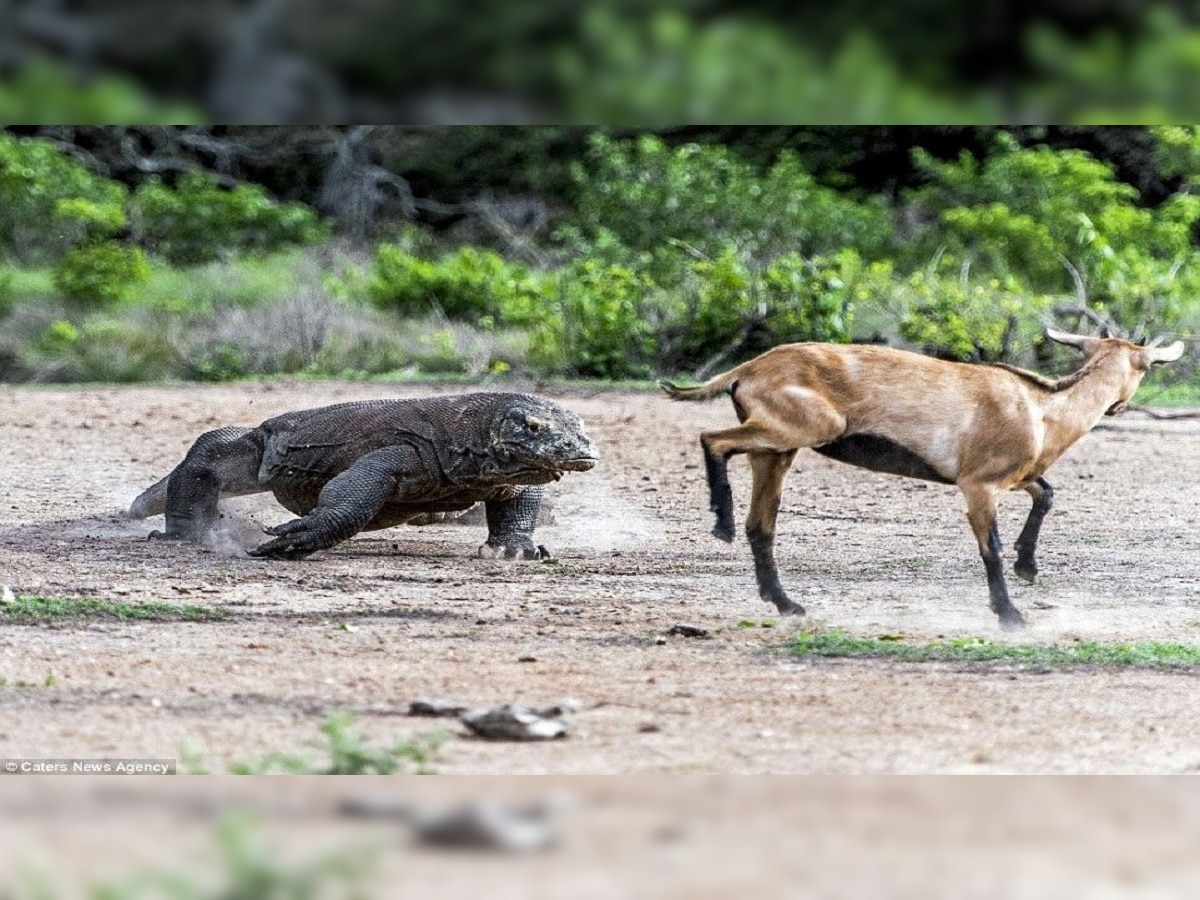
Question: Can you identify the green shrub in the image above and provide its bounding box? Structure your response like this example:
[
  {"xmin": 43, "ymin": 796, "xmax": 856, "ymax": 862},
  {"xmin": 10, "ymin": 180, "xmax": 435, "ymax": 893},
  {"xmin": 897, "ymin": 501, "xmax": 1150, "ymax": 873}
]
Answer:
[
  {"xmin": 34, "ymin": 319, "xmax": 79, "ymax": 355},
  {"xmin": 563, "ymin": 132, "xmax": 894, "ymax": 266},
  {"xmin": 896, "ymin": 261, "xmax": 1053, "ymax": 362},
  {"xmin": 906, "ymin": 135, "xmax": 1200, "ymax": 333},
  {"xmin": 0, "ymin": 132, "xmax": 127, "ymax": 265},
  {"xmin": 0, "ymin": 57, "xmax": 202, "ymax": 124},
  {"xmin": 531, "ymin": 259, "xmax": 659, "ymax": 378},
  {"xmin": 132, "ymin": 172, "xmax": 327, "ymax": 265},
  {"xmin": 367, "ymin": 244, "xmax": 550, "ymax": 325},
  {"xmin": 52, "ymin": 241, "xmax": 151, "ymax": 307},
  {"xmin": 760, "ymin": 249, "xmax": 861, "ymax": 344},
  {"xmin": 24, "ymin": 310, "xmax": 176, "ymax": 382}
]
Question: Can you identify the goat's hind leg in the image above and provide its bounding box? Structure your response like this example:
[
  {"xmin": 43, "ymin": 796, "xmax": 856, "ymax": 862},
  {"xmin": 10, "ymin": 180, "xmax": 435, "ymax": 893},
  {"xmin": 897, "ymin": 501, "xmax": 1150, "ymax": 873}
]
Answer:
[
  {"xmin": 699, "ymin": 416, "xmax": 820, "ymax": 544},
  {"xmin": 155, "ymin": 427, "xmax": 266, "ymax": 541},
  {"xmin": 747, "ymin": 450, "xmax": 802, "ymax": 615},
  {"xmin": 963, "ymin": 484, "xmax": 1025, "ymax": 630},
  {"xmin": 700, "ymin": 432, "xmax": 738, "ymax": 542},
  {"xmin": 1013, "ymin": 477, "xmax": 1054, "ymax": 584}
]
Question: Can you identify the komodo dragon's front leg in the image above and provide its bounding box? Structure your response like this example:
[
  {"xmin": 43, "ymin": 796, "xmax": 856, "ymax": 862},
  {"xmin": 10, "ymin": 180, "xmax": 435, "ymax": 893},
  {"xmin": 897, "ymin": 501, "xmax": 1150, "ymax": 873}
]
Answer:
[
  {"xmin": 480, "ymin": 486, "xmax": 549, "ymax": 560},
  {"xmin": 249, "ymin": 446, "xmax": 437, "ymax": 560}
]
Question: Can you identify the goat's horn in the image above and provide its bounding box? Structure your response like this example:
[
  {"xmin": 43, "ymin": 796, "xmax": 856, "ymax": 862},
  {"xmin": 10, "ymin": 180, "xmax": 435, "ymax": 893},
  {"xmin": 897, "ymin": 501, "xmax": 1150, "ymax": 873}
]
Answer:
[
  {"xmin": 1142, "ymin": 341, "xmax": 1186, "ymax": 365},
  {"xmin": 1045, "ymin": 328, "xmax": 1100, "ymax": 354}
]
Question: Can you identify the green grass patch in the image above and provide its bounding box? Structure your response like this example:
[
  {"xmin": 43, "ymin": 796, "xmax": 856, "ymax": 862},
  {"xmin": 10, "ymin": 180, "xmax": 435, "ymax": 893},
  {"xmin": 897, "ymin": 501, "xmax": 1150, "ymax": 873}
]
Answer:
[
  {"xmin": 138, "ymin": 250, "xmax": 309, "ymax": 313},
  {"xmin": 222, "ymin": 713, "xmax": 446, "ymax": 775},
  {"xmin": 0, "ymin": 595, "xmax": 227, "ymax": 623},
  {"xmin": 788, "ymin": 630, "xmax": 1200, "ymax": 669}
]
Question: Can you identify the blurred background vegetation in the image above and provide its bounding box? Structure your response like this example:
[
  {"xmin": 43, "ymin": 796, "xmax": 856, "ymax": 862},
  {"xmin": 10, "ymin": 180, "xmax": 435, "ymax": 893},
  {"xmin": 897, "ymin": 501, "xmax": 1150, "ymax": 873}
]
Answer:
[
  {"xmin": 1, "ymin": 124, "xmax": 1199, "ymax": 399},
  {"xmin": 7, "ymin": 0, "xmax": 1200, "ymax": 123}
]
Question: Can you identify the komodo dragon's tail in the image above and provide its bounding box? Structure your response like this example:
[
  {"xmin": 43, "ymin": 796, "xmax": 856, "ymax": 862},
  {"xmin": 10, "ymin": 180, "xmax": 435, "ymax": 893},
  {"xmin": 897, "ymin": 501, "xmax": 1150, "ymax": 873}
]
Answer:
[
  {"xmin": 127, "ymin": 476, "xmax": 169, "ymax": 519},
  {"xmin": 658, "ymin": 369, "xmax": 739, "ymax": 402}
]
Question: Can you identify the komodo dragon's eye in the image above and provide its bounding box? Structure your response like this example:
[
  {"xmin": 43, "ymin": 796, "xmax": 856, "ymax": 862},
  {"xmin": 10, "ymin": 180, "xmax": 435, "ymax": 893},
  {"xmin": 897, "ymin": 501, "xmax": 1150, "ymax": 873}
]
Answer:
[{"xmin": 524, "ymin": 415, "xmax": 549, "ymax": 433}]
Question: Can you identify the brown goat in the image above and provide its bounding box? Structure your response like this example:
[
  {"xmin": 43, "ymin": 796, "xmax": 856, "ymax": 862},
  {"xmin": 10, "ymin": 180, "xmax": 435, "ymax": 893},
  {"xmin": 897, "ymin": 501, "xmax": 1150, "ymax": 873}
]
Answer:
[{"xmin": 662, "ymin": 329, "xmax": 1185, "ymax": 629}]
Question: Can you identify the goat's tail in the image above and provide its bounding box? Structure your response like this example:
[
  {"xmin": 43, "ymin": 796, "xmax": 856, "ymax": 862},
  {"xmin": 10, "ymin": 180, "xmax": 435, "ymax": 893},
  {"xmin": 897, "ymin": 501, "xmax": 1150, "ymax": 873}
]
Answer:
[{"xmin": 659, "ymin": 370, "xmax": 739, "ymax": 402}]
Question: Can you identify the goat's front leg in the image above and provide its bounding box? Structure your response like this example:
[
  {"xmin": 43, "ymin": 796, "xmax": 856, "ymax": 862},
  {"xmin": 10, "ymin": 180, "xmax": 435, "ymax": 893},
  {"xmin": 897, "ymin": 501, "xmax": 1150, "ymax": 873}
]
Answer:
[
  {"xmin": 1013, "ymin": 477, "xmax": 1054, "ymax": 583},
  {"xmin": 962, "ymin": 484, "xmax": 1026, "ymax": 630},
  {"xmin": 700, "ymin": 433, "xmax": 737, "ymax": 543},
  {"xmin": 746, "ymin": 450, "xmax": 802, "ymax": 615}
]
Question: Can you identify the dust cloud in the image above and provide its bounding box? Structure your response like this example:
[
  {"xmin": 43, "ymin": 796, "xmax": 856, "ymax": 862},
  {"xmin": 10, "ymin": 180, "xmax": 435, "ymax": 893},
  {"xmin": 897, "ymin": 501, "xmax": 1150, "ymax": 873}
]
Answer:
[{"xmin": 547, "ymin": 474, "xmax": 660, "ymax": 552}]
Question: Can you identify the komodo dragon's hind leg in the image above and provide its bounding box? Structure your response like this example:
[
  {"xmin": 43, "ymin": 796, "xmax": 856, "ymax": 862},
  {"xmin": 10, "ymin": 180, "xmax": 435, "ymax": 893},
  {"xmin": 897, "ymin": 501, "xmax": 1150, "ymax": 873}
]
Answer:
[
  {"xmin": 136, "ymin": 427, "xmax": 266, "ymax": 541},
  {"xmin": 479, "ymin": 486, "xmax": 548, "ymax": 560}
]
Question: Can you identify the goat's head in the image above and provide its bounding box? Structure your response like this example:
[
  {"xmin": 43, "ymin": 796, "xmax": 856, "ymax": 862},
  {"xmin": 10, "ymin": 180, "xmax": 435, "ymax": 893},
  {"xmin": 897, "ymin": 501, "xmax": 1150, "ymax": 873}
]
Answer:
[{"xmin": 1046, "ymin": 328, "xmax": 1186, "ymax": 415}]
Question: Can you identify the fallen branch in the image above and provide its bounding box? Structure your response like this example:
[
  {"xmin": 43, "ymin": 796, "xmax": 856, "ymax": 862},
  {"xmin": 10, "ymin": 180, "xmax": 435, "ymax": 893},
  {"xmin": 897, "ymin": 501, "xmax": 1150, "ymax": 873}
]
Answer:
[{"xmin": 1124, "ymin": 404, "xmax": 1200, "ymax": 421}]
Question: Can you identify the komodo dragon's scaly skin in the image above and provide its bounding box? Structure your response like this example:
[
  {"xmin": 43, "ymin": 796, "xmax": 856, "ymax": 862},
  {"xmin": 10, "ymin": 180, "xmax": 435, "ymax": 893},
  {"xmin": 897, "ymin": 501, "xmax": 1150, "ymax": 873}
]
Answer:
[{"xmin": 127, "ymin": 393, "xmax": 598, "ymax": 560}]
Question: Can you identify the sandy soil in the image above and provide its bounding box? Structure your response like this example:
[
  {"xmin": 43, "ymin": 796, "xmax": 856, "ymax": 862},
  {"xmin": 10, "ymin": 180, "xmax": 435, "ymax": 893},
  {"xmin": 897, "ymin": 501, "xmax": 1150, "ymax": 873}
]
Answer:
[
  {"xmin": 5, "ymin": 777, "xmax": 1200, "ymax": 899},
  {"xmin": 2, "ymin": 381, "xmax": 1200, "ymax": 774}
]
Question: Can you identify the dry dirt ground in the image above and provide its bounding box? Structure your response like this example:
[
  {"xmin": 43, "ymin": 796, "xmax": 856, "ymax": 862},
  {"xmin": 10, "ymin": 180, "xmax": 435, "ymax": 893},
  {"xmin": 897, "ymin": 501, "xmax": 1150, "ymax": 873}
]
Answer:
[
  {"xmin": 2, "ymin": 381, "xmax": 1200, "ymax": 775},
  {"xmin": 5, "ymin": 777, "xmax": 1200, "ymax": 899}
]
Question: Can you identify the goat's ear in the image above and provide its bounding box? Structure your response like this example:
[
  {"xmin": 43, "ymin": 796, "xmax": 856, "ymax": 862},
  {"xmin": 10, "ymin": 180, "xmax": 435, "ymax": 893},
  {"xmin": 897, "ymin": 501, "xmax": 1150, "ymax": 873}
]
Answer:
[
  {"xmin": 1140, "ymin": 340, "xmax": 1185, "ymax": 367},
  {"xmin": 1045, "ymin": 328, "xmax": 1100, "ymax": 355}
]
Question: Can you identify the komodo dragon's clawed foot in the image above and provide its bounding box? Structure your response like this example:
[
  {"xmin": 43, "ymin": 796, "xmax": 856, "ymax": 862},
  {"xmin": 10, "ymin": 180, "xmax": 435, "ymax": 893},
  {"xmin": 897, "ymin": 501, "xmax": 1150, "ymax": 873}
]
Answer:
[
  {"xmin": 147, "ymin": 527, "xmax": 203, "ymax": 543},
  {"xmin": 478, "ymin": 540, "xmax": 550, "ymax": 561},
  {"xmin": 247, "ymin": 520, "xmax": 322, "ymax": 560}
]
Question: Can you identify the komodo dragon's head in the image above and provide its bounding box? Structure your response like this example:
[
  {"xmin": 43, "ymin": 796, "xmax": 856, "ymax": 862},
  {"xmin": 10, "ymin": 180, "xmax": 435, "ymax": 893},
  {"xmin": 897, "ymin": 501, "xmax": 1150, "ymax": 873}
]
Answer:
[{"xmin": 492, "ymin": 396, "xmax": 599, "ymax": 478}]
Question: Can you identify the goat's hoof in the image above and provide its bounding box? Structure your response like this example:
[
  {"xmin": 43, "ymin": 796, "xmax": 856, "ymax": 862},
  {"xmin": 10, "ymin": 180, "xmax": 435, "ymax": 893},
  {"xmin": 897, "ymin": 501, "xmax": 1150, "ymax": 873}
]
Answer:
[
  {"xmin": 1013, "ymin": 561, "xmax": 1038, "ymax": 584},
  {"xmin": 769, "ymin": 597, "xmax": 806, "ymax": 616},
  {"xmin": 711, "ymin": 522, "xmax": 735, "ymax": 543},
  {"xmin": 998, "ymin": 609, "xmax": 1027, "ymax": 632}
]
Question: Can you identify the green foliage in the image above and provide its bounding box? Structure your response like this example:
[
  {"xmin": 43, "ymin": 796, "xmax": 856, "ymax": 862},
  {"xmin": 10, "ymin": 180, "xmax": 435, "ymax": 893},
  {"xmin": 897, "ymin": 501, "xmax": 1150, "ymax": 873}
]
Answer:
[
  {"xmin": 789, "ymin": 629, "xmax": 1200, "ymax": 668},
  {"xmin": 760, "ymin": 249, "xmax": 862, "ymax": 344},
  {"xmin": 55, "ymin": 197, "xmax": 128, "ymax": 242},
  {"xmin": 565, "ymin": 132, "xmax": 894, "ymax": 264},
  {"xmin": 0, "ymin": 58, "xmax": 202, "ymax": 125},
  {"xmin": 1151, "ymin": 125, "xmax": 1200, "ymax": 184},
  {"xmin": 558, "ymin": 9, "xmax": 1000, "ymax": 124},
  {"xmin": 0, "ymin": 132, "xmax": 127, "ymax": 265},
  {"xmin": 532, "ymin": 259, "xmax": 659, "ymax": 378},
  {"xmin": 138, "ymin": 251, "xmax": 308, "ymax": 314},
  {"xmin": 52, "ymin": 242, "xmax": 151, "ymax": 307},
  {"xmin": 1023, "ymin": 7, "xmax": 1200, "ymax": 122},
  {"xmin": 907, "ymin": 135, "xmax": 1200, "ymax": 345},
  {"xmin": 132, "ymin": 173, "xmax": 327, "ymax": 265},
  {"xmin": 544, "ymin": 133, "xmax": 893, "ymax": 374},
  {"xmin": 231, "ymin": 713, "xmax": 446, "ymax": 775},
  {"xmin": 32, "ymin": 311, "xmax": 177, "ymax": 382},
  {"xmin": 895, "ymin": 260, "xmax": 1053, "ymax": 361},
  {"xmin": 34, "ymin": 319, "xmax": 80, "ymax": 356},
  {"xmin": 367, "ymin": 243, "xmax": 549, "ymax": 324}
]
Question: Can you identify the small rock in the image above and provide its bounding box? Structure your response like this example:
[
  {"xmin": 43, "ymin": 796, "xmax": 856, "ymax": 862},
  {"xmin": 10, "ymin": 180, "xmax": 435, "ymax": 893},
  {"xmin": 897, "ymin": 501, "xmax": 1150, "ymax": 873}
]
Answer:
[
  {"xmin": 667, "ymin": 624, "xmax": 710, "ymax": 639},
  {"xmin": 461, "ymin": 704, "xmax": 568, "ymax": 741},
  {"xmin": 638, "ymin": 722, "xmax": 661, "ymax": 734},
  {"xmin": 653, "ymin": 636, "xmax": 668, "ymax": 646},
  {"xmin": 408, "ymin": 698, "xmax": 468, "ymax": 718},
  {"xmin": 530, "ymin": 698, "xmax": 584, "ymax": 717},
  {"xmin": 413, "ymin": 800, "xmax": 561, "ymax": 852},
  {"xmin": 517, "ymin": 655, "xmax": 537, "ymax": 663}
]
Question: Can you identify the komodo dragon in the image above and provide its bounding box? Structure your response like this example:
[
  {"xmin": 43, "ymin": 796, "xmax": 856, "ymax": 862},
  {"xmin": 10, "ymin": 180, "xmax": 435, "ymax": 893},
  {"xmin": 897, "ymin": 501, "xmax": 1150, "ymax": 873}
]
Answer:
[{"xmin": 128, "ymin": 392, "xmax": 598, "ymax": 560}]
